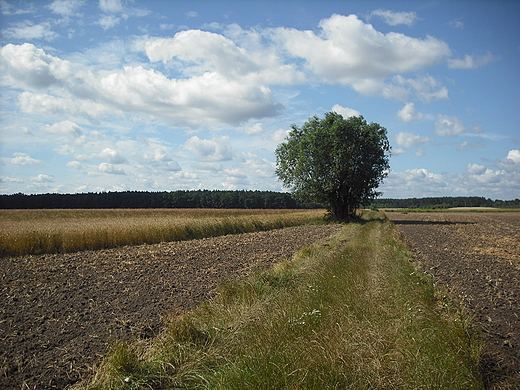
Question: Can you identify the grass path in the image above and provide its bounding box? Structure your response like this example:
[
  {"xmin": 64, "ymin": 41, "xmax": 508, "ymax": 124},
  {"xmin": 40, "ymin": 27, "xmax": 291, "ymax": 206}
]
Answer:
[{"xmin": 75, "ymin": 212, "xmax": 483, "ymax": 390}]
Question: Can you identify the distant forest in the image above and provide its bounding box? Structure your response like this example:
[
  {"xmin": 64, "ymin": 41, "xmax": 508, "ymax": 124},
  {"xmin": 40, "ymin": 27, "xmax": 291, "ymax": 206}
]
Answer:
[
  {"xmin": 0, "ymin": 190, "xmax": 317, "ymax": 209},
  {"xmin": 370, "ymin": 196, "xmax": 520, "ymax": 209},
  {"xmin": 0, "ymin": 191, "xmax": 519, "ymax": 209}
]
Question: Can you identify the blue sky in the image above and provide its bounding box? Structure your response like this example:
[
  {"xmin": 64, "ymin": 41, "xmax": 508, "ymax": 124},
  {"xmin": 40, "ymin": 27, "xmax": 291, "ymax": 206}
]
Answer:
[{"xmin": 1, "ymin": 0, "xmax": 519, "ymax": 199}]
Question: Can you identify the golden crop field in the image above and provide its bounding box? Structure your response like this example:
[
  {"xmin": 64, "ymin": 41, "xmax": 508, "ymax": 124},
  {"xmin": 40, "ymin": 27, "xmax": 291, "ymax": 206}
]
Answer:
[{"xmin": 0, "ymin": 208, "xmax": 326, "ymax": 257}]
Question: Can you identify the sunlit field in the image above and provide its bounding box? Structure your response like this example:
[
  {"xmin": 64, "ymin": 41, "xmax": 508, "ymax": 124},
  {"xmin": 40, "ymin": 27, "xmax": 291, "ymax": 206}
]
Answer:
[
  {"xmin": 0, "ymin": 209, "xmax": 326, "ymax": 257},
  {"xmin": 76, "ymin": 211, "xmax": 483, "ymax": 390}
]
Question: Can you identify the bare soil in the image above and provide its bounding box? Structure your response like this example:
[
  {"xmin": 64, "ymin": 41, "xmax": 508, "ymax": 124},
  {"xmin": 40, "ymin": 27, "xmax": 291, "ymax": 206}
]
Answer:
[
  {"xmin": 0, "ymin": 224, "xmax": 343, "ymax": 390},
  {"xmin": 387, "ymin": 212, "xmax": 520, "ymax": 390}
]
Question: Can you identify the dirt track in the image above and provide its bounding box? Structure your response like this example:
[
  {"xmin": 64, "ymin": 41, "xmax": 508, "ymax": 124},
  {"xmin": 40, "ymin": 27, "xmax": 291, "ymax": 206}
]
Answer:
[
  {"xmin": 0, "ymin": 224, "xmax": 343, "ymax": 390},
  {"xmin": 387, "ymin": 212, "xmax": 520, "ymax": 390}
]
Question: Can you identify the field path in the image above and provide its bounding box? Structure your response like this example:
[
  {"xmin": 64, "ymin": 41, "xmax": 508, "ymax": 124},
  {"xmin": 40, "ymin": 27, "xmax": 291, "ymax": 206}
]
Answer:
[
  {"xmin": 1, "ymin": 224, "xmax": 342, "ymax": 390},
  {"xmin": 387, "ymin": 212, "xmax": 520, "ymax": 390}
]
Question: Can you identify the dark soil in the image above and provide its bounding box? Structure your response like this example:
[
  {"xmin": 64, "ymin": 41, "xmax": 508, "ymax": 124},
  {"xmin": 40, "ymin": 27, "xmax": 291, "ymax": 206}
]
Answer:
[
  {"xmin": 387, "ymin": 212, "xmax": 520, "ymax": 390},
  {"xmin": 0, "ymin": 224, "xmax": 343, "ymax": 390}
]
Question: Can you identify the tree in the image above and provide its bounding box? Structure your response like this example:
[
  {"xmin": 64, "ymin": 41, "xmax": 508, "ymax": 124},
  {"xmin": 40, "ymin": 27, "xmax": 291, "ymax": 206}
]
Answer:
[{"xmin": 275, "ymin": 112, "xmax": 391, "ymax": 221}]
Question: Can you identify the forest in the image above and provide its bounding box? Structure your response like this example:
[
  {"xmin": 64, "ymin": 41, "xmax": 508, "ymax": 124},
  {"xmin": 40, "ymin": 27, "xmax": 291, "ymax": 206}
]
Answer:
[
  {"xmin": 1, "ymin": 191, "xmax": 519, "ymax": 209},
  {"xmin": 0, "ymin": 190, "xmax": 317, "ymax": 209},
  {"xmin": 370, "ymin": 196, "xmax": 520, "ymax": 209}
]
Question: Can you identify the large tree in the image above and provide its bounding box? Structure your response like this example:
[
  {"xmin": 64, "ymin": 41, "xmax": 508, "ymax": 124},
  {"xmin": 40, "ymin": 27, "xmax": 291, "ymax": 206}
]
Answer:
[{"xmin": 275, "ymin": 112, "xmax": 391, "ymax": 221}]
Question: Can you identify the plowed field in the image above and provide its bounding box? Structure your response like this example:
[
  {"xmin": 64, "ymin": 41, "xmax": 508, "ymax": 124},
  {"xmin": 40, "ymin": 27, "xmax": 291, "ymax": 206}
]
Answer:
[
  {"xmin": 387, "ymin": 212, "xmax": 520, "ymax": 390},
  {"xmin": 1, "ymin": 225, "xmax": 343, "ymax": 390}
]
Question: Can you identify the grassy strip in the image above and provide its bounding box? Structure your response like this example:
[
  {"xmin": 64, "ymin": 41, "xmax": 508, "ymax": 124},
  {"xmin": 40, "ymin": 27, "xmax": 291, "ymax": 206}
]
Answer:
[
  {"xmin": 75, "ymin": 211, "xmax": 483, "ymax": 390},
  {"xmin": 0, "ymin": 209, "xmax": 325, "ymax": 257}
]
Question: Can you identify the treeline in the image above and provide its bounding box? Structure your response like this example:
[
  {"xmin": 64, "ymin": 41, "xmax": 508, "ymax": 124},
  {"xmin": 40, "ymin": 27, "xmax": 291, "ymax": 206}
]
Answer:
[
  {"xmin": 371, "ymin": 196, "xmax": 520, "ymax": 209},
  {"xmin": 0, "ymin": 190, "xmax": 321, "ymax": 209}
]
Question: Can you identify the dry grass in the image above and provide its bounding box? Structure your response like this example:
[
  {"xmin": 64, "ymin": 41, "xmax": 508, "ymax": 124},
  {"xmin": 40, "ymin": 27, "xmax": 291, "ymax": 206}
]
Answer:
[{"xmin": 0, "ymin": 209, "xmax": 325, "ymax": 257}]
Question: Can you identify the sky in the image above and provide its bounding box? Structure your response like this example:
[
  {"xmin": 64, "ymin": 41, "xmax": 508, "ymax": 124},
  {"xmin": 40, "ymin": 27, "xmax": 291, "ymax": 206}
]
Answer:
[{"xmin": 1, "ymin": 0, "xmax": 519, "ymax": 200}]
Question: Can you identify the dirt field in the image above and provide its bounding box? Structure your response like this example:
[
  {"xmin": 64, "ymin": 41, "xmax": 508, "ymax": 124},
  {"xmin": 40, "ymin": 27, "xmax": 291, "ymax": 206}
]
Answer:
[
  {"xmin": 387, "ymin": 212, "xmax": 520, "ymax": 390},
  {"xmin": 0, "ymin": 224, "xmax": 343, "ymax": 390}
]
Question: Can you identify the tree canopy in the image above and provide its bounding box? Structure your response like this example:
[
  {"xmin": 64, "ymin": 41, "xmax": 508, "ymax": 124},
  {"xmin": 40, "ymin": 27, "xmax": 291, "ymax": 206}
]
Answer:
[{"xmin": 275, "ymin": 112, "xmax": 391, "ymax": 221}]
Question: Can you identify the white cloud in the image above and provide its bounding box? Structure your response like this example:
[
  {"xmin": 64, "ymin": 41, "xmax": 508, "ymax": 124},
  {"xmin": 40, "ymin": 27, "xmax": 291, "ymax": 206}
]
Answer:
[
  {"xmin": 397, "ymin": 102, "xmax": 424, "ymax": 123},
  {"xmin": 43, "ymin": 120, "xmax": 83, "ymax": 136},
  {"xmin": 66, "ymin": 160, "xmax": 83, "ymax": 170},
  {"xmin": 1, "ymin": 176, "xmax": 24, "ymax": 183},
  {"xmin": 414, "ymin": 148, "xmax": 425, "ymax": 157},
  {"xmin": 3, "ymin": 20, "xmax": 58, "ymax": 41},
  {"xmin": 331, "ymin": 104, "xmax": 360, "ymax": 118},
  {"xmin": 2, "ymin": 43, "xmax": 282, "ymax": 127},
  {"xmin": 272, "ymin": 14, "xmax": 450, "ymax": 84},
  {"xmin": 369, "ymin": 9, "xmax": 418, "ymax": 26},
  {"xmin": 500, "ymin": 149, "xmax": 520, "ymax": 172},
  {"xmin": 97, "ymin": 15, "xmax": 120, "ymax": 30},
  {"xmin": 140, "ymin": 147, "xmax": 181, "ymax": 172},
  {"xmin": 31, "ymin": 174, "xmax": 55, "ymax": 182},
  {"xmin": 352, "ymin": 74, "xmax": 448, "ymax": 103},
  {"xmin": 395, "ymin": 132, "xmax": 432, "ymax": 148},
  {"xmin": 98, "ymin": 162, "xmax": 125, "ymax": 175},
  {"xmin": 99, "ymin": 0, "xmax": 123, "ymax": 13},
  {"xmin": 99, "ymin": 148, "xmax": 127, "ymax": 164},
  {"xmin": 467, "ymin": 163, "xmax": 486, "ymax": 175},
  {"xmin": 47, "ymin": 0, "xmax": 85, "ymax": 16},
  {"xmin": 245, "ymin": 123, "xmax": 264, "ymax": 134},
  {"xmin": 10, "ymin": 152, "xmax": 42, "ymax": 165},
  {"xmin": 19, "ymin": 92, "xmax": 108, "ymax": 122},
  {"xmin": 448, "ymin": 18, "xmax": 464, "ymax": 30},
  {"xmin": 380, "ymin": 168, "xmax": 455, "ymax": 197},
  {"xmin": 1, "ymin": 1, "xmax": 36, "ymax": 15},
  {"xmin": 435, "ymin": 114, "xmax": 466, "ymax": 136},
  {"xmin": 447, "ymin": 52, "xmax": 498, "ymax": 69},
  {"xmin": 184, "ymin": 136, "xmax": 234, "ymax": 161}
]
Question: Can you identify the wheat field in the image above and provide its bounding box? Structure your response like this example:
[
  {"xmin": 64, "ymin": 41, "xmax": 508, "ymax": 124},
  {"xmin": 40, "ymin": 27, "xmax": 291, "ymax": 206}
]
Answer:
[{"xmin": 0, "ymin": 208, "xmax": 325, "ymax": 257}]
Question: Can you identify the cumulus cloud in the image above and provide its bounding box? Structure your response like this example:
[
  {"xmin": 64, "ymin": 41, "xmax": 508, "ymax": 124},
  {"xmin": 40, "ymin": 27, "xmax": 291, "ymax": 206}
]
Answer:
[
  {"xmin": 397, "ymin": 102, "xmax": 424, "ymax": 123},
  {"xmin": 390, "ymin": 168, "xmax": 448, "ymax": 189},
  {"xmin": 1, "ymin": 13, "xmax": 454, "ymax": 129},
  {"xmin": 447, "ymin": 52, "xmax": 498, "ymax": 69},
  {"xmin": 99, "ymin": 148, "xmax": 127, "ymax": 164},
  {"xmin": 331, "ymin": 104, "xmax": 361, "ymax": 118},
  {"xmin": 435, "ymin": 114, "xmax": 467, "ymax": 136},
  {"xmin": 395, "ymin": 132, "xmax": 432, "ymax": 148},
  {"xmin": 19, "ymin": 92, "xmax": 108, "ymax": 122},
  {"xmin": 467, "ymin": 163, "xmax": 486, "ymax": 175},
  {"xmin": 351, "ymin": 74, "xmax": 448, "ymax": 103},
  {"xmin": 500, "ymin": 149, "xmax": 520, "ymax": 172},
  {"xmin": 31, "ymin": 174, "xmax": 55, "ymax": 182},
  {"xmin": 271, "ymin": 14, "xmax": 450, "ymax": 85},
  {"xmin": 47, "ymin": 0, "xmax": 85, "ymax": 16},
  {"xmin": 369, "ymin": 9, "xmax": 418, "ymax": 26},
  {"xmin": 3, "ymin": 20, "xmax": 58, "ymax": 41},
  {"xmin": 98, "ymin": 162, "xmax": 125, "ymax": 175},
  {"xmin": 10, "ymin": 152, "xmax": 42, "ymax": 165},
  {"xmin": 2, "ymin": 43, "xmax": 283, "ymax": 126},
  {"xmin": 245, "ymin": 123, "xmax": 264, "ymax": 134},
  {"xmin": 141, "ymin": 148, "xmax": 181, "ymax": 172},
  {"xmin": 97, "ymin": 15, "xmax": 120, "ymax": 30},
  {"xmin": 184, "ymin": 136, "xmax": 234, "ymax": 161},
  {"xmin": 99, "ymin": 0, "xmax": 123, "ymax": 13},
  {"xmin": 43, "ymin": 120, "xmax": 83, "ymax": 136}
]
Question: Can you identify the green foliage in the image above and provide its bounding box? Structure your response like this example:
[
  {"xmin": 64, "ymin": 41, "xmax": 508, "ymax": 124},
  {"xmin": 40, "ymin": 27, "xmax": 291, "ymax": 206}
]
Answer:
[{"xmin": 275, "ymin": 113, "xmax": 390, "ymax": 221}]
